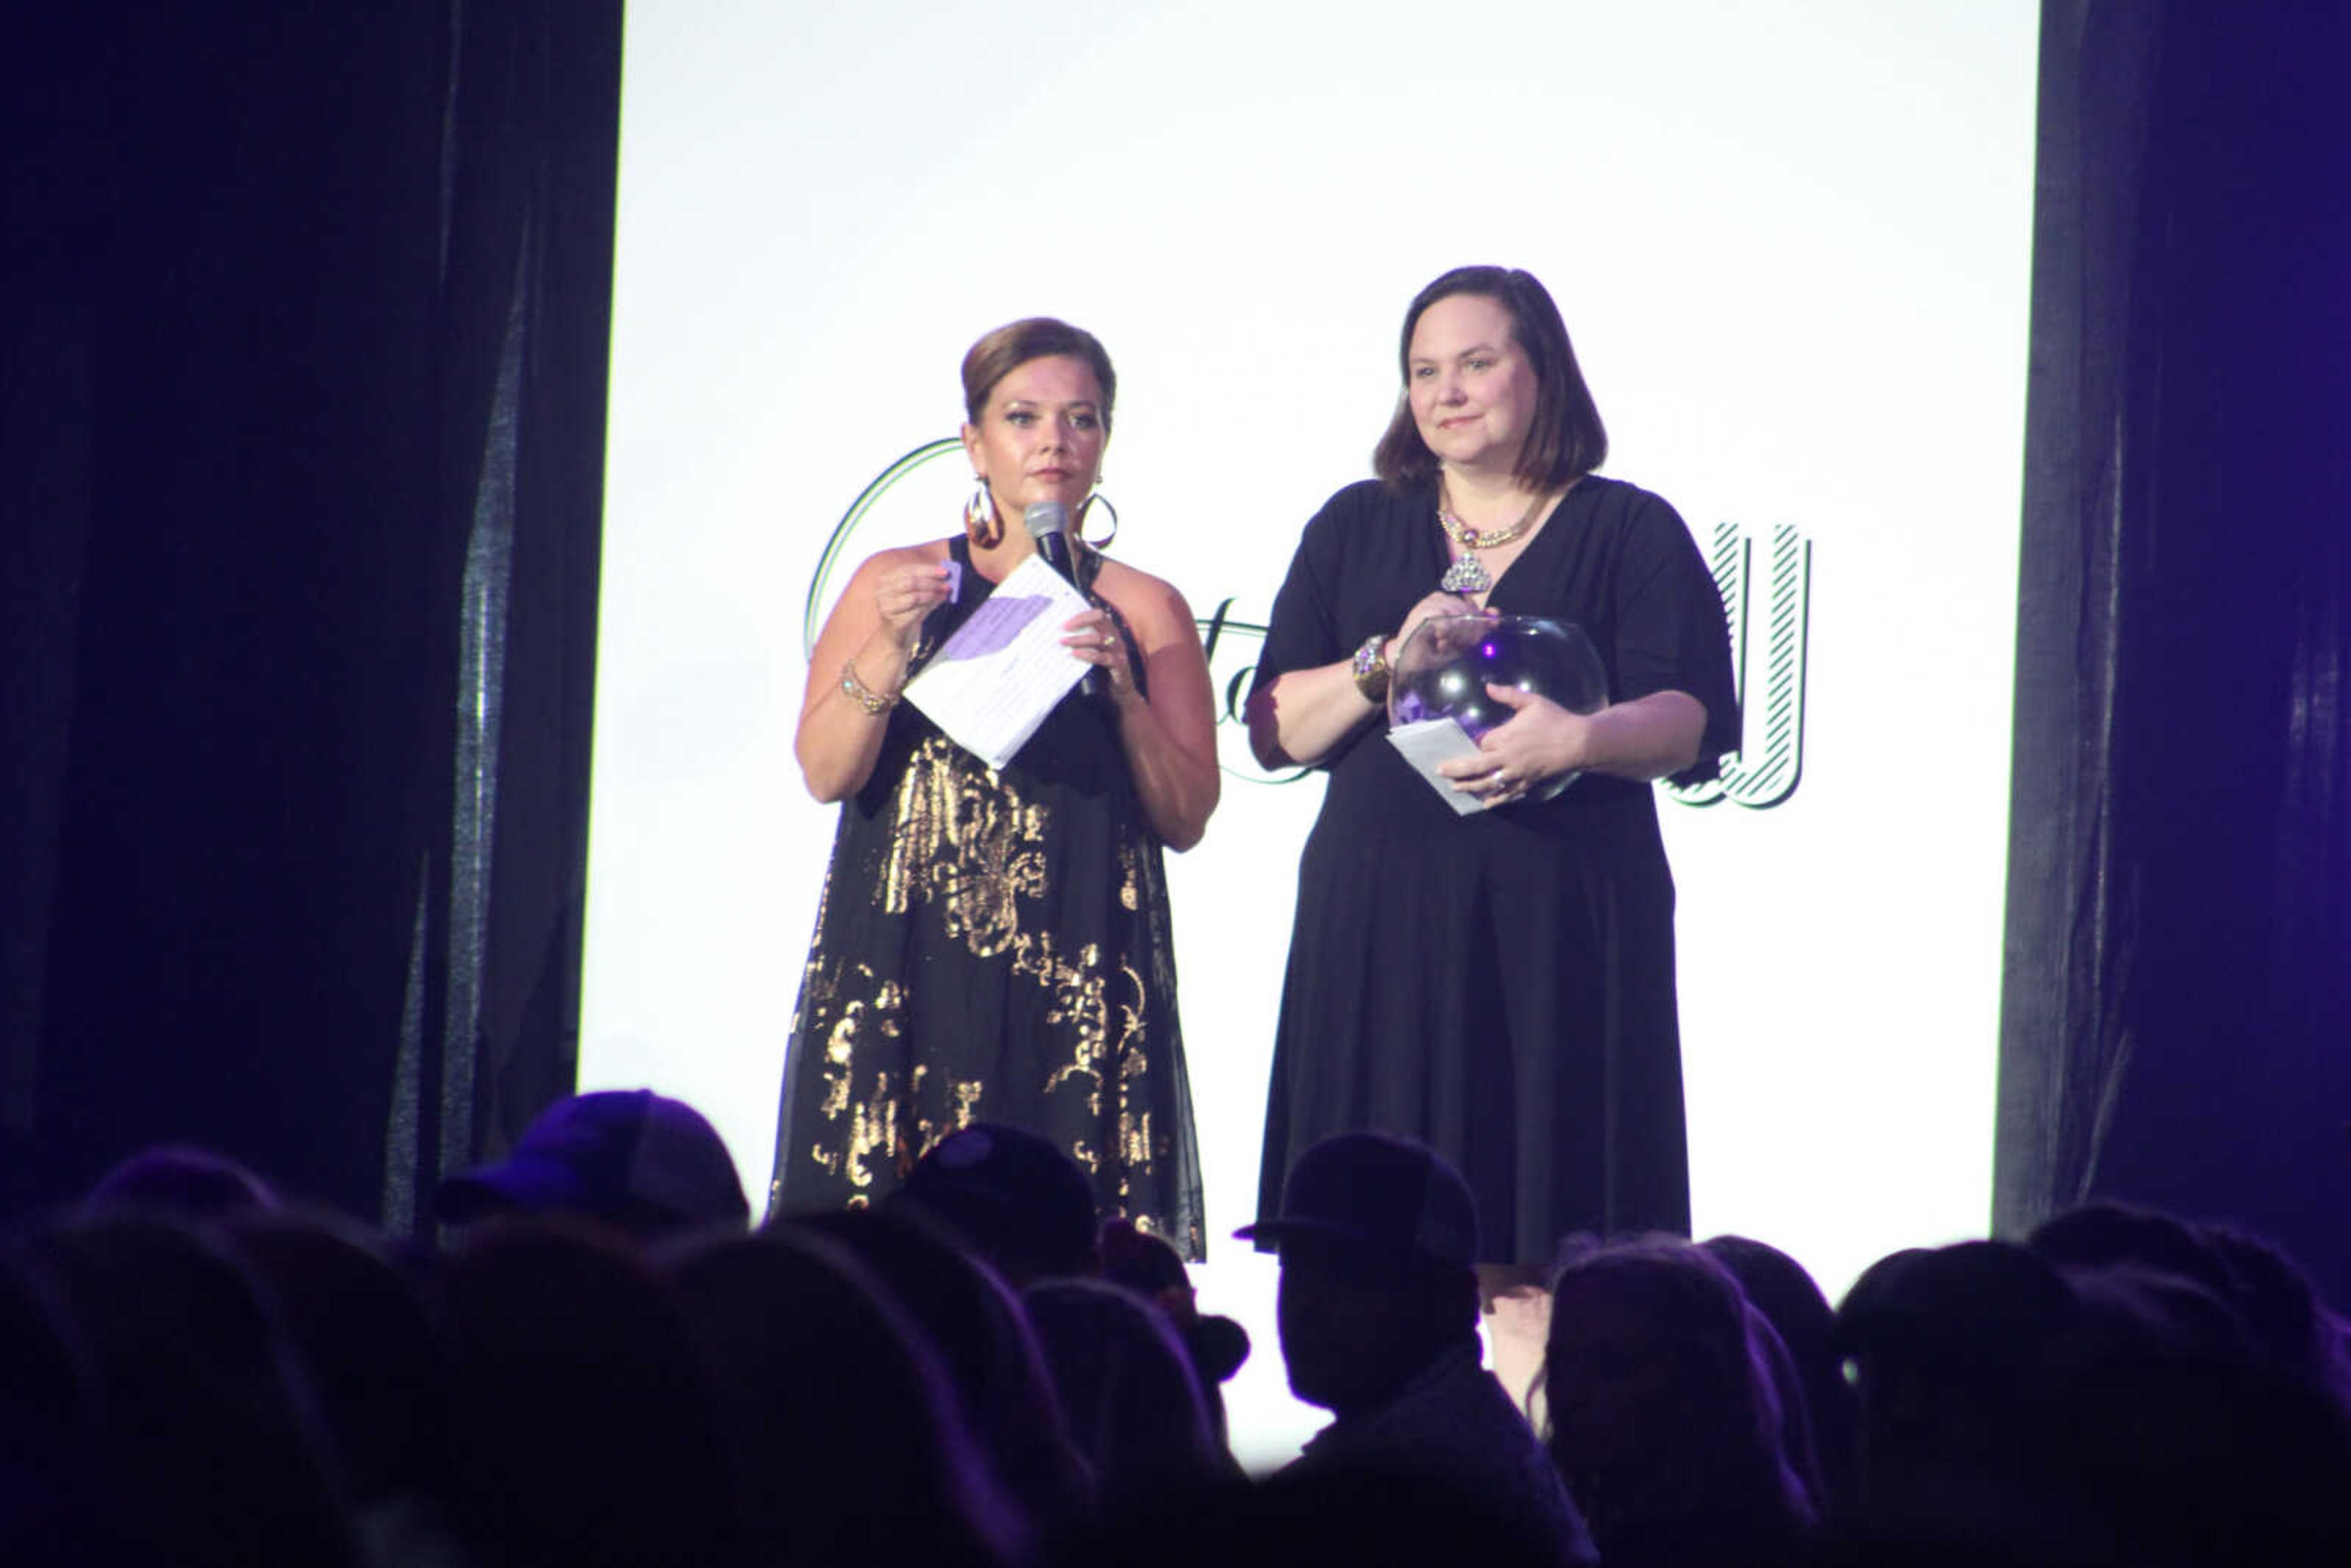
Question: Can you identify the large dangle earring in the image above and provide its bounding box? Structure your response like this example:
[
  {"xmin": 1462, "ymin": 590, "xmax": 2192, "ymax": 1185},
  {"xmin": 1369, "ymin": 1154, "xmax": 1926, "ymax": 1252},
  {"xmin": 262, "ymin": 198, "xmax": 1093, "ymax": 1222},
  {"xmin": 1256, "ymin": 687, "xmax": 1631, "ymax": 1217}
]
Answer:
[
  {"xmin": 964, "ymin": 476, "xmax": 1002, "ymax": 546},
  {"xmin": 1078, "ymin": 474, "xmax": 1119, "ymax": 550}
]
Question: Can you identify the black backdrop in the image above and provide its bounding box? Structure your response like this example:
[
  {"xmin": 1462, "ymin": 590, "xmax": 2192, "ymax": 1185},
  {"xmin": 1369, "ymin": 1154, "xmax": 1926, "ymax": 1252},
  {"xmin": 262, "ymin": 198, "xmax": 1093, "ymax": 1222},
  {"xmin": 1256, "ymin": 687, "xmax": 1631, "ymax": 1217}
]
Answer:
[
  {"xmin": 1997, "ymin": 2, "xmax": 2351, "ymax": 1299},
  {"xmin": 2, "ymin": 1, "xmax": 617, "ymax": 1226},
  {"xmin": 4, "ymin": 4, "xmax": 2347, "ymax": 1286}
]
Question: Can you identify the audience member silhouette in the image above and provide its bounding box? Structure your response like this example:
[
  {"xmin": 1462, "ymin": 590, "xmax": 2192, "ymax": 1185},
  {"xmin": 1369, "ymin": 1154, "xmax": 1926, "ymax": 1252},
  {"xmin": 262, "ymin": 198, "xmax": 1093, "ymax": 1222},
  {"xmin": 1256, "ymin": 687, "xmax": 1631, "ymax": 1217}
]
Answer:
[
  {"xmin": 225, "ymin": 1207, "xmax": 465, "ymax": 1567},
  {"xmin": 1703, "ymin": 1231, "xmax": 1854, "ymax": 1514},
  {"xmin": 1833, "ymin": 1239, "xmax": 2115, "ymax": 1562},
  {"xmin": 83, "ymin": 1142, "xmax": 279, "ymax": 1221},
  {"xmin": 433, "ymin": 1215, "xmax": 746, "ymax": 1568},
  {"xmin": 433, "ymin": 1087, "xmax": 751, "ymax": 1242},
  {"xmin": 0, "ymin": 1252, "xmax": 105, "ymax": 1561},
  {"xmin": 21, "ymin": 1214, "xmax": 361, "ymax": 1566},
  {"xmin": 1043, "ymin": 1462, "xmax": 1579, "ymax": 1568},
  {"xmin": 1238, "ymin": 1130, "xmax": 1598, "ymax": 1565},
  {"xmin": 2030, "ymin": 1200, "xmax": 2351, "ymax": 1401},
  {"xmin": 1097, "ymin": 1215, "xmax": 1250, "ymax": 1447},
  {"xmin": 786, "ymin": 1204, "xmax": 1095, "ymax": 1536},
  {"xmin": 2010, "ymin": 1202, "xmax": 2351, "ymax": 1566},
  {"xmin": 39, "ymin": 1105, "xmax": 2351, "ymax": 1568},
  {"xmin": 2197, "ymin": 1222, "xmax": 2351, "ymax": 1403},
  {"xmin": 666, "ymin": 1226, "xmax": 1022, "ymax": 1567},
  {"xmin": 1542, "ymin": 1235, "xmax": 1815, "ymax": 1568},
  {"xmin": 1023, "ymin": 1275, "xmax": 1236, "ymax": 1507},
  {"xmin": 891, "ymin": 1121, "xmax": 1104, "ymax": 1286},
  {"xmin": 2025, "ymin": 1201, "xmax": 2238, "ymax": 1300}
]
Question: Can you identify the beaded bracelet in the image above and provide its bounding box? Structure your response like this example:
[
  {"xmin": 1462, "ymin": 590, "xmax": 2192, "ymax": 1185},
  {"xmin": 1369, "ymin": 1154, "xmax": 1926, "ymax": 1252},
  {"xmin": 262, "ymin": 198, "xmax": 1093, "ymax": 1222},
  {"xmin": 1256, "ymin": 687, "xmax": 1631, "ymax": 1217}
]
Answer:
[{"xmin": 840, "ymin": 658, "xmax": 899, "ymax": 716}]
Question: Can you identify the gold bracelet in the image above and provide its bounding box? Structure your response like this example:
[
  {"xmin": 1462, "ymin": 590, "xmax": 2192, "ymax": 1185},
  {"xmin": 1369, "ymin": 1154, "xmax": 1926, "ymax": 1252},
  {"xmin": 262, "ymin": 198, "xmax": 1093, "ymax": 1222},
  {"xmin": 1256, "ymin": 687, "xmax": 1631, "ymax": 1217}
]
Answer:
[
  {"xmin": 1351, "ymin": 632, "xmax": 1392, "ymax": 703},
  {"xmin": 839, "ymin": 658, "xmax": 899, "ymax": 716}
]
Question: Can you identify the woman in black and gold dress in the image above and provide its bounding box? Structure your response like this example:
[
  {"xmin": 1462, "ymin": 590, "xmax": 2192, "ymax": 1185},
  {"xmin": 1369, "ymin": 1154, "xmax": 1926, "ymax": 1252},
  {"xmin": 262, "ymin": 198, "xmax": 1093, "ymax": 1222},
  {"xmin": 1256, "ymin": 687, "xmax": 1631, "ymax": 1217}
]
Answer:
[{"xmin": 770, "ymin": 318, "xmax": 1216, "ymax": 1258}]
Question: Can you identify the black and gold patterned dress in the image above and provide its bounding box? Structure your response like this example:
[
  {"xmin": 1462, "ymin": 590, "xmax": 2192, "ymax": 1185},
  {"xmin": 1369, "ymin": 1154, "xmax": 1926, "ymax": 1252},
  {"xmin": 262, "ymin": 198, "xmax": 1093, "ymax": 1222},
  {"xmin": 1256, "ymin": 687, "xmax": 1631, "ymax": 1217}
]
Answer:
[{"xmin": 770, "ymin": 535, "xmax": 1206, "ymax": 1257}]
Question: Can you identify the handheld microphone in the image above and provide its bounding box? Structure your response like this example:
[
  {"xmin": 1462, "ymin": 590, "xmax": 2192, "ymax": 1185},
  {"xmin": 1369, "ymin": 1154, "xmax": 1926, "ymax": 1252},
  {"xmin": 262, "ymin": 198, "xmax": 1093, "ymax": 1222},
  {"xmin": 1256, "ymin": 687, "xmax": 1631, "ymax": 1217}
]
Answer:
[{"xmin": 1023, "ymin": 501, "xmax": 1104, "ymax": 699}]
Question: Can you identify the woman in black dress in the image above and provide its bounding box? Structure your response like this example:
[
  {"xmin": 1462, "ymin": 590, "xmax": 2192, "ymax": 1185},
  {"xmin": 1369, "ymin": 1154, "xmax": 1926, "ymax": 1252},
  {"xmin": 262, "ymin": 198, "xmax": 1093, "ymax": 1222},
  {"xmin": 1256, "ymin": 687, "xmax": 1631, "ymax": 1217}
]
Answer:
[
  {"xmin": 773, "ymin": 318, "xmax": 1217, "ymax": 1256},
  {"xmin": 1245, "ymin": 266, "xmax": 1738, "ymax": 1382}
]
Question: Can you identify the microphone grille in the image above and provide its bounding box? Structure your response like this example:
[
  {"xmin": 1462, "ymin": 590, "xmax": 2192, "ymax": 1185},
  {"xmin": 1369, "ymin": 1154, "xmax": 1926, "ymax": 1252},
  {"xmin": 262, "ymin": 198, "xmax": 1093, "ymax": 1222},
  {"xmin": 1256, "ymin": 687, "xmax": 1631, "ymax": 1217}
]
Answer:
[{"xmin": 1022, "ymin": 501, "xmax": 1068, "ymax": 539}]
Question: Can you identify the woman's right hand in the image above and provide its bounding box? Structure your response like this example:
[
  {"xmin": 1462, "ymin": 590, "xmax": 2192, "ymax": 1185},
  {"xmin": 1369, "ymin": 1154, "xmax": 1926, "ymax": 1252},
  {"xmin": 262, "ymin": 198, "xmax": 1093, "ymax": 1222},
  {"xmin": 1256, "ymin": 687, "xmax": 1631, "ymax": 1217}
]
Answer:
[
  {"xmin": 1247, "ymin": 591, "xmax": 1491, "ymax": 772},
  {"xmin": 1393, "ymin": 590, "xmax": 1489, "ymax": 662},
  {"xmin": 799, "ymin": 546, "xmax": 951, "ymax": 802},
  {"xmin": 877, "ymin": 562, "xmax": 955, "ymax": 648}
]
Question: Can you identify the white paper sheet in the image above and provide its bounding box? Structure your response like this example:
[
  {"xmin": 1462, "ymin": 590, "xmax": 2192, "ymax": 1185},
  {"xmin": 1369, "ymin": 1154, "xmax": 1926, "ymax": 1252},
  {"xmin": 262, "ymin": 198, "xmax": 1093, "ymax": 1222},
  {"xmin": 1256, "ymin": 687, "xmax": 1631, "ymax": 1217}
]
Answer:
[
  {"xmin": 900, "ymin": 554, "xmax": 1093, "ymax": 770},
  {"xmin": 1387, "ymin": 718, "xmax": 1488, "ymax": 816}
]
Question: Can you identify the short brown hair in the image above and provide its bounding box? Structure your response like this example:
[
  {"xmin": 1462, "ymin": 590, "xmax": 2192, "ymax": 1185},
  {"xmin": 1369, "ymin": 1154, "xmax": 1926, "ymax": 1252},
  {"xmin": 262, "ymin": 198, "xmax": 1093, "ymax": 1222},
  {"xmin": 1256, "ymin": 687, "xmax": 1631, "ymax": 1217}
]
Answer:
[
  {"xmin": 960, "ymin": 317, "xmax": 1117, "ymax": 432},
  {"xmin": 1372, "ymin": 266, "xmax": 1607, "ymax": 492}
]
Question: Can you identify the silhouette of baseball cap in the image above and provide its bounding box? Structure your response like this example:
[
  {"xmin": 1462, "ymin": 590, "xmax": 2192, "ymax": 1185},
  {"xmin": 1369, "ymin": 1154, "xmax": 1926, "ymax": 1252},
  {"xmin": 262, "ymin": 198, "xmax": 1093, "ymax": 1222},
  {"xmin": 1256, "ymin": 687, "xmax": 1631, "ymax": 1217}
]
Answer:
[
  {"xmin": 893, "ymin": 1122, "xmax": 1101, "ymax": 1281},
  {"xmin": 434, "ymin": 1089, "xmax": 749, "ymax": 1235},
  {"xmin": 1100, "ymin": 1215, "xmax": 1251, "ymax": 1384},
  {"xmin": 1236, "ymin": 1131, "xmax": 1479, "ymax": 1267}
]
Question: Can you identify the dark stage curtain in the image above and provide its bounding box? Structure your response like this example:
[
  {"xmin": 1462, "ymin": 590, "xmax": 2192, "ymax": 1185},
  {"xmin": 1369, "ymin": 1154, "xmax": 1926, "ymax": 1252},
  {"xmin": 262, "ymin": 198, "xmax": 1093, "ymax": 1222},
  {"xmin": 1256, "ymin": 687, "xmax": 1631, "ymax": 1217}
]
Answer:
[
  {"xmin": 0, "ymin": 2, "xmax": 617, "ymax": 1226},
  {"xmin": 1998, "ymin": 2, "xmax": 2351, "ymax": 1297}
]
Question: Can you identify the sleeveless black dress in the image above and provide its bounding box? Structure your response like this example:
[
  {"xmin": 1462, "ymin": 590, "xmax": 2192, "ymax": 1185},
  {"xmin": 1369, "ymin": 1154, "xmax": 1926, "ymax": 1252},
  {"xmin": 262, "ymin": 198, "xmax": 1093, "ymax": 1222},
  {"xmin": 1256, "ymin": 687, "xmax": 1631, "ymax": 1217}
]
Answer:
[
  {"xmin": 1250, "ymin": 478, "xmax": 1739, "ymax": 1264},
  {"xmin": 771, "ymin": 535, "xmax": 1206, "ymax": 1258}
]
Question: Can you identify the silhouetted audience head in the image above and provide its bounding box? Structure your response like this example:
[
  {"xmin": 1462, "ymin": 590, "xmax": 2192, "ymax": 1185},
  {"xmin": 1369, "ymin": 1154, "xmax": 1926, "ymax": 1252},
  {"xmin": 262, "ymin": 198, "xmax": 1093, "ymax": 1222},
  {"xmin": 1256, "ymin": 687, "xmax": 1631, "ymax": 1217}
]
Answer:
[
  {"xmin": 1543, "ymin": 1235, "xmax": 1813, "ymax": 1568},
  {"xmin": 84, "ymin": 1142, "xmax": 279, "ymax": 1221},
  {"xmin": 2034, "ymin": 1313, "xmax": 2351, "ymax": 1567},
  {"xmin": 2196, "ymin": 1222, "xmax": 2351, "ymax": 1398},
  {"xmin": 2032, "ymin": 1201, "xmax": 2351, "ymax": 1401},
  {"xmin": 23, "ymin": 1214, "xmax": 361, "ymax": 1566},
  {"xmin": 1834, "ymin": 1240, "xmax": 2083, "ymax": 1517},
  {"xmin": 1043, "ymin": 1464, "xmax": 1565, "ymax": 1568},
  {"xmin": 786, "ymin": 1204, "xmax": 1095, "ymax": 1534},
  {"xmin": 1024, "ymin": 1276, "xmax": 1231, "ymax": 1507},
  {"xmin": 666, "ymin": 1226, "xmax": 1021, "ymax": 1567},
  {"xmin": 1703, "ymin": 1232, "xmax": 1853, "ymax": 1511},
  {"xmin": 2026, "ymin": 1201, "xmax": 2237, "ymax": 1299},
  {"xmin": 893, "ymin": 1122, "xmax": 1102, "ymax": 1285},
  {"xmin": 223, "ymin": 1209, "xmax": 452, "ymax": 1518},
  {"xmin": 1098, "ymin": 1215, "xmax": 1250, "ymax": 1442},
  {"xmin": 435, "ymin": 1215, "xmax": 744, "ymax": 1568},
  {"xmin": 1236, "ymin": 1135, "xmax": 1598, "ymax": 1561},
  {"xmin": 433, "ymin": 1087, "xmax": 749, "ymax": 1240},
  {"xmin": 0, "ymin": 1253, "xmax": 102, "ymax": 1559},
  {"xmin": 2003, "ymin": 1206, "xmax": 2351, "ymax": 1566},
  {"xmin": 1237, "ymin": 1131, "xmax": 1480, "ymax": 1416}
]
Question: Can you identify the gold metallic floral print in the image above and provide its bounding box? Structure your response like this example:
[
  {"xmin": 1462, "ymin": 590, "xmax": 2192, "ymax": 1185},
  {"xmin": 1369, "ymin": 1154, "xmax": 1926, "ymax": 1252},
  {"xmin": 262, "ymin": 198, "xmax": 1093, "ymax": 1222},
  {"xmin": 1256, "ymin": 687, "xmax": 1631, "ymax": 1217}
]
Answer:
[
  {"xmin": 880, "ymin": 738, "xmax": 1048, "ymax": 955},
  {"xmin": 1118, "ymin": 838, "xmax": 1143, "ymax": 912},
  {"xmin": 800, "ymin": 737, "xmax": 1174, "ymax": 1217}
]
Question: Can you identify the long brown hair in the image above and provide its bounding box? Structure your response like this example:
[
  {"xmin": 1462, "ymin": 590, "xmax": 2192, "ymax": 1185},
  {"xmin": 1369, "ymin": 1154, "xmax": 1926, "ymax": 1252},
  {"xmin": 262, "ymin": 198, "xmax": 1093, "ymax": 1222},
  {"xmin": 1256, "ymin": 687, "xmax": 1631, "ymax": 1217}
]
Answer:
[{"xmin": 1372, "ymin": 265, "xmax": 1607, "ymax": 492}]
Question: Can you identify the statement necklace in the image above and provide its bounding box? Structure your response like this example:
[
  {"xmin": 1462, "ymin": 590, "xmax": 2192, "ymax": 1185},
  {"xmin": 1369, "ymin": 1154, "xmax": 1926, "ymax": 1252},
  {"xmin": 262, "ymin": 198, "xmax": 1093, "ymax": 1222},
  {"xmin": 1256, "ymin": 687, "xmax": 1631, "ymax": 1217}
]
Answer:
[{"xmin": 1436, "ymin": 482, "xmax": 1551, "ymax": 594}]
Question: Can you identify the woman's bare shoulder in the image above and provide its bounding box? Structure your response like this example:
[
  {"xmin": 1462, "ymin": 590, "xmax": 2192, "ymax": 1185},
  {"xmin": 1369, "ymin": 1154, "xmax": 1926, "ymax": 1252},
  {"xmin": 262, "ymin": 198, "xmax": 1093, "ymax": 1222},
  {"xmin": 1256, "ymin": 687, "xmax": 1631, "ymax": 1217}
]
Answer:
[{"xmin": 1093, "ymin": 557, "xmax": 1197, "ymax": 632}]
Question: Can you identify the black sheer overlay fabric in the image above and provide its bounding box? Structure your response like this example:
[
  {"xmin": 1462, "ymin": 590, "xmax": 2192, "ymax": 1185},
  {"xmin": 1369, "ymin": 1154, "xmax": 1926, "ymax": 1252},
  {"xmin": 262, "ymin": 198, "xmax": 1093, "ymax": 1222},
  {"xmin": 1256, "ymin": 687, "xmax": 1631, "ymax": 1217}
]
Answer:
[{"xmin": 773, "ymin": 536, "xmax": 1206, "ymax": 1258}]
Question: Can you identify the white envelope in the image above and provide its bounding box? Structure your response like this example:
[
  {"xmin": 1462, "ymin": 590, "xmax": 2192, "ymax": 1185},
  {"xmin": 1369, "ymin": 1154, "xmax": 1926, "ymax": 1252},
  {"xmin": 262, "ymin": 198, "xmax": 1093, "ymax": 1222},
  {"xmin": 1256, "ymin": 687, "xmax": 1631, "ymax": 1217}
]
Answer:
[
  {"xmin": 900, "ymin": 554, "xmax": 1093, "ymax": 771},
  {"xmin": 1387, "ymin": 718, "xmax": 1487, "ymax": 816}
]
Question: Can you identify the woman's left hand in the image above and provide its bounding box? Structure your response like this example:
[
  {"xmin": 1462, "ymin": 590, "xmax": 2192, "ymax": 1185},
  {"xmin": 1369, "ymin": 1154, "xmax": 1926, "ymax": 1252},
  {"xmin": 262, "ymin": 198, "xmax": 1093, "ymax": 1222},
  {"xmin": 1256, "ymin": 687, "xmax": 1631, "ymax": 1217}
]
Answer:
[
  {"xmin": 1062, "ymin": 607, "xmax": 1135, "ymax": 700},
  {"xmin": 1437, "ymin": 684, "xmax": 1591, "ymax": 808}
]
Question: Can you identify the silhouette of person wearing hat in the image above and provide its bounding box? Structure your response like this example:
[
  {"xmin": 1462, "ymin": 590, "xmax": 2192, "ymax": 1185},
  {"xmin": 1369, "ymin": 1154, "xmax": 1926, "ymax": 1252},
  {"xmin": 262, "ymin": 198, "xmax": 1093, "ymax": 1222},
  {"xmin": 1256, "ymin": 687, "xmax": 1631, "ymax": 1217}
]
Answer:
[
  {"xmin": 1239, "ymin": 1131, "xmax": 1597, "ymax": 1564},
  {"xmin": 434, "ymin": 1089, "xmax": 751, "ymax": 1242}
]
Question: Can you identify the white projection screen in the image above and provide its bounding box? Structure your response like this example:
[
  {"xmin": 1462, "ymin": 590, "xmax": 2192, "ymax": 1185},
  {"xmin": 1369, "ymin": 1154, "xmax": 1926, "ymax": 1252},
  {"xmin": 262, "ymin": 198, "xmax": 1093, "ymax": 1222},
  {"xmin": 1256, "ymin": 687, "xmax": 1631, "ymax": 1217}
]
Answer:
[{"xmin": 582, "ymin": 1, "xmax": 2041, "ymax": 1466}]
